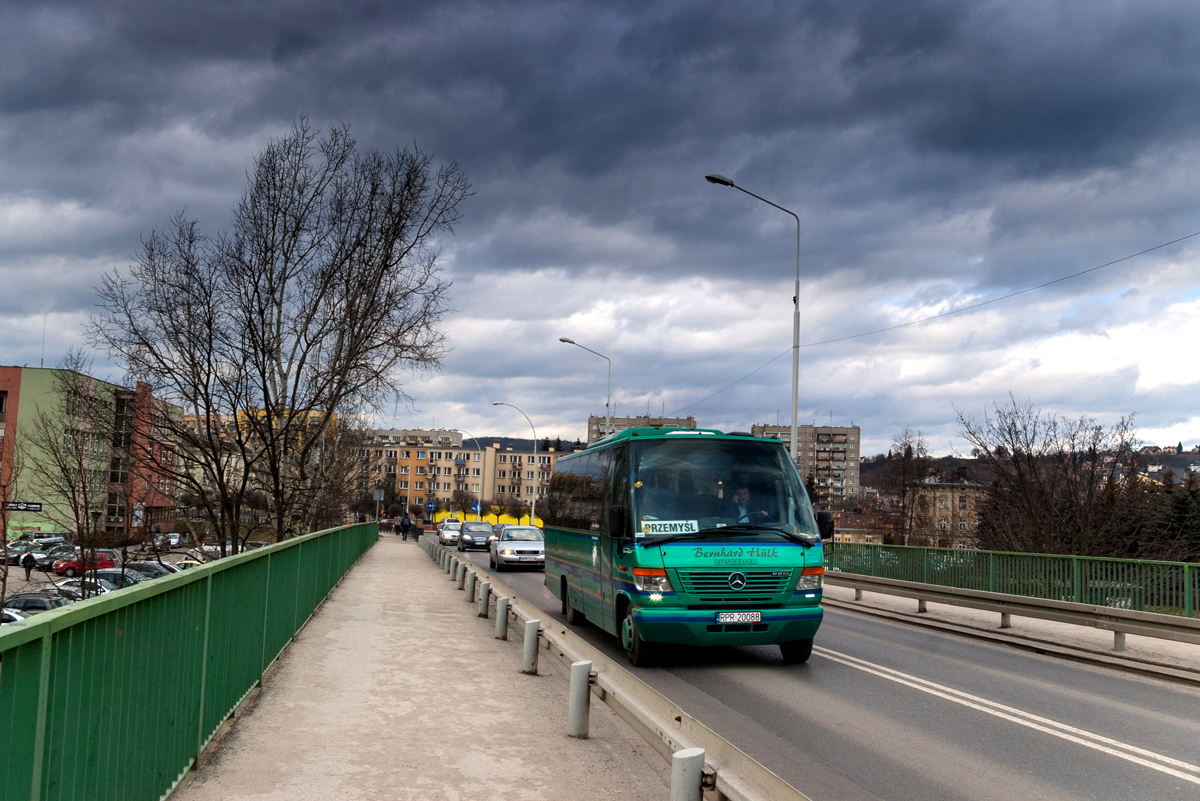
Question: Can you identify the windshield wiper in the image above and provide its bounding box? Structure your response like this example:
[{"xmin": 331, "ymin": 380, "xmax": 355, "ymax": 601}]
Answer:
[{"xmin": 696, "ymin": 524, "xmax": 817, "ymax": 547}]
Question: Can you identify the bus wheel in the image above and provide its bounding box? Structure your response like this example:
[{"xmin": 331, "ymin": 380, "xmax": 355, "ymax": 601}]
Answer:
[
  {"xmin": 563, "ymin": 579, "xmax": 585, "ymax": 626},
  {"xmin": 621, "ymin": 609, "xmax": 656, "ymax": 667},
  {"xmin": 780, "ymin": 638, "xmax": 814, "ymax": 664}
]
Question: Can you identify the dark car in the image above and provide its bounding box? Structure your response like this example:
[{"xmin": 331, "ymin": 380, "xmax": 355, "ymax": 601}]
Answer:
[
  {"xmin": 36, "ymin": 546, "xmax": 79, "ymax": 570},
  {"xmin": 5, "ymin": 543, "xmax": 42, "ymax": 565},
  {"xmin": 456, "ymin": 521, "xmax": 496, "ymax": 551},
  {"xmin": 122, "ymin": 561, "xmax": 178, "ymax": 579},
  {"xmin": 4, "ymin": 592, "xmax": 70, "ymax": 615}
]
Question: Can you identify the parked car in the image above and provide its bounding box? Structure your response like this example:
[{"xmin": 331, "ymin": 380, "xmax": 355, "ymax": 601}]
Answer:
[
  {"xmin": 36, "ymin": 546, "xmax": 80, "ymax": 570},
  {"xmin": 122, "ymin": 561, "xmax": 178, "ymax": 579},
  {"xmin": 54, "ymin": 553, "xmax": 117, "ymax": 577},
  {"xmin": 4, "ymin": 592, "xmax": 70, "ymax": 614},
  {"xmin": 488, "ymin": 525, "xmax": 545, "ymax": 571},
  {"xmin": 55, "ymin": 577, "xmax": 119, "ymax": 595},
  {"xmin": 173, "ymin": 559, "xmax": 206, "ymax": 570},
  {"xmin": 5, "ymin": 543, "xmax": 42, "ymax": 565},
  {"xmin": 438, "ymin": 521, "xmax": 462, "ymax": 546},
  {"xmin": 94, "ymin": 570, "xmax": 148, "ymax": 588},
  {"xmin": 437, "ymin": 517, "xmax": 462, "ymax": 533},
  {"xmin": 2, "ymin": 608, "xmax": 29, "ymax": 624},
  {"xmin": 457, "ymin": 521, "xmax": 496, "ymax": 551}
]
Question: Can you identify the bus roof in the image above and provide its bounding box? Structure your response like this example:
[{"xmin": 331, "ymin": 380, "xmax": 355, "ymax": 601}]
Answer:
[{"xmin": 562, "ymin": 426, "xmax": 759, "ymax": 459}]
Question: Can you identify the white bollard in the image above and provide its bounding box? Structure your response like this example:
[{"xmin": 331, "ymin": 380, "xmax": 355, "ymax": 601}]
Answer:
[
  {"xmin": 456, "ymin": 563, "xmax": 467, "ymax": 589},
  {"xmin": 567, "ymin": 660, "xmax": 593, "ymax": 738},
  {"xmin": 496, "ymin": 597, "xmax": 509, "ymax": 639},
  {"xmin": 522, "ymin": 619, "xmax": 541, "ymax": 674},
  {"xmin": 854, "ymin": 588, "xmax": 863, "ymax": 601},
  {"xmin": 466, "ymin": 571, "xmax": 477, "ymax": 602},
  {"xmin": 917, "ymin": 599, "xmax": 928, "ymax": 613},
  {"xmin": 671, "ymin": 747, "xmax": 706, "ymax": 801},
  {"xmin": 1114, "ymin": 631, "xmax": 1126, "ymax": 651},
  {"xmin": 478, "ymin": 581, "xmax": 491, "ymax": 617},
  {"xmin": 1000, "ymin": 612, "xmax": 1011, "ymax": 628}
]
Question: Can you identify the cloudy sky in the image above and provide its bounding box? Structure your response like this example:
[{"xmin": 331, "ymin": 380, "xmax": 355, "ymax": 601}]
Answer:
[{"xmin": 4, "ymin": 0, "xmax": 1200, "ymax": 455}]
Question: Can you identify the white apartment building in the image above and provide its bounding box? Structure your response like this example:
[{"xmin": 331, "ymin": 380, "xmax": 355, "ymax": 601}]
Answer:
[{"xmin": 751, "ymin": 423, "xmax": 862, "ymax": 503}]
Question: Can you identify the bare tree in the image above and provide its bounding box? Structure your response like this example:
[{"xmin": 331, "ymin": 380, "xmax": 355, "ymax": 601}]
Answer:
[
  {"xmin": 957, "ymin": 395, "xmax": 1140, "ymax": 555},
  {"xmin": 19, "ymin": 355, "xmax": 114, "ymax": 597},
  {"xmin": 451, "ymin": 488, "xmax": 477, "ymax": 517},
  {"xmin": 91, "ymin": 119, "xmax": 470, "ymax": 544},
  {"xmin": 879, "ymin": 427, "xmax": 934, "ymax": 545}
]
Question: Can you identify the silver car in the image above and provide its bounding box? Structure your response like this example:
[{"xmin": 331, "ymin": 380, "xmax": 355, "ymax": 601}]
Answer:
[
  {"xmin": 488, "ymin": 526, "xmax": 545, "ymax": 571},
  {"xmin": 438, "ymin": 521, "xmax": 462, "ymax": 546}
]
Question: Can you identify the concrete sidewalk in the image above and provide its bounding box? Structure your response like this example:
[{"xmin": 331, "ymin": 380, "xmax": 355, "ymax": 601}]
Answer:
[{"xmin": 174, "ymin": 536, "xmax": 670, "ymax": 801}]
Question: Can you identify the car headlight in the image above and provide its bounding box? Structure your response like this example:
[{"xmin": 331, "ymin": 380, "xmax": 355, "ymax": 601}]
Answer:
[
  {"xmin": 501, "ymin": 549, "xmax": 515, "ymax": 555},
  {"xmin": 632, "ymin": 568, "xmax": 673, "ymax": 593},
  {"xmin": 462, "ymin": 535, "xmax": 473, "ymax": 542},
  {"xmin": 795, "ymin": 567, "xmax": 824, "ymax": 591}
]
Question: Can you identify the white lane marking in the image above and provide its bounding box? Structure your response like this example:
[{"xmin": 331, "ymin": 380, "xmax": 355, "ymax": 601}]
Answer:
[{"xmin": 813, "ymin": 646, "xmax": 1200, "ymax": 786}]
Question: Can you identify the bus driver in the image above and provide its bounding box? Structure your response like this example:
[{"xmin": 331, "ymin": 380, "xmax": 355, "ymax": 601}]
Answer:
[{"xmin": 728, "ymin": 485, "xmax": 770, "ymax": 524}]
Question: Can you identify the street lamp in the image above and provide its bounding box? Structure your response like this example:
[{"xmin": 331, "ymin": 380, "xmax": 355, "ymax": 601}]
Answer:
[
  {"xmin": 559, "ymin": 337, "xmax": 612, "ymax": 437},
  {"xmin": 705, "ymin": 173, "xmax": 802, "ymax": 465},
  {"xmin": 492, "ymin": 402, "xmax": 538, "ymax": 527},
  {"xmin": 457, "ymin": 429, "xmax": 483, "ymax": 520}
]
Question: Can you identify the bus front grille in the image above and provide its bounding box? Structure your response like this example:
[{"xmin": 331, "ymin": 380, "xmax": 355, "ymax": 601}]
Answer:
[{"xmin": 675, "ymin": 570, "xmax": 792, "ymax": 598}]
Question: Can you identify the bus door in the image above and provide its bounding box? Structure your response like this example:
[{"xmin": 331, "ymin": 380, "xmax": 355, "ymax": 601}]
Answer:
[{"xmin": 596, "ymin": 445, "xmax": 629, "ymax": 634}]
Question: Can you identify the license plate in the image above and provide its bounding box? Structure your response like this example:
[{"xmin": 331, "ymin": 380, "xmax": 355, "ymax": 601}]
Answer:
[
  {"xmin": 716, "ymin": 611, "xmax": 761, "ymax": 623},
  {"xmin": 518, "ymin": 556, "xmax": 541, "ymax": 562}
]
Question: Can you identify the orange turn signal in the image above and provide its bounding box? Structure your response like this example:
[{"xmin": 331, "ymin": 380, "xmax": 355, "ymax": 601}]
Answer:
[
  {"xmin": 800, "ymin": 566, "xmax": 824, "ymax": 575},
  {"xmin": 632, "ymin": 567, "xmax": 668, "ymax": 577}
]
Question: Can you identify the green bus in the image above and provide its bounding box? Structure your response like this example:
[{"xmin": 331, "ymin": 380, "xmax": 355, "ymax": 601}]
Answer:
[{"xmin": 543, "ymin": 427, "xmax": 832, "ymax": 666}]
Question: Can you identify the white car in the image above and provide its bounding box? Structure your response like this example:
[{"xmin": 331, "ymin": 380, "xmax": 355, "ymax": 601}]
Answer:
[
  {"xmin": 55, "ymin": 577, "xmax": 118, "ymax": 596},
  {"xmin": 488, "ymin": 526, "xmax": 545, "ymax": 571},
  {"xmin": 1, "ymin": 608, "xmax": 28, "ymax": 625},
  {"xmin": 438, "ymin": 521, "xmax": 462, "ymax": 545}
]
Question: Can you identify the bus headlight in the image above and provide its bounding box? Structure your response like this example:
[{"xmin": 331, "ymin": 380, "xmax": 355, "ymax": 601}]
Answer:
[
  {"xmin": 633, "ymin": 567, "xmax": 673, "ymax": 593},
  {"xmin": 796, "ymin": 567, "xmax": 824, "ymax": 591}
]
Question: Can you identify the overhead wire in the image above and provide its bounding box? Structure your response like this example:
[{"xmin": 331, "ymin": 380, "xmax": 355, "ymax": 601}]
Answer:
[{"xmin": 671, "ymin": 229, "xmax": 1200, "ymax": 415}]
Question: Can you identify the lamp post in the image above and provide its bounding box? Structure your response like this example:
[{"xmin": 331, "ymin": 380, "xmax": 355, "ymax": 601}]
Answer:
[
  {"xmin": 559, "ymin": 337, "xmax": 612, "ymax": 437},
  {"xmin": 493, "ymin": 403, "xmax": 539, "ymax": 527},
  {"xmin": 458, "ymin": 429, "xmax": 483, "ymax": 520},
  {"xmin": 705, "ymin": 173, "xmax": 801, "ymax": 466}
]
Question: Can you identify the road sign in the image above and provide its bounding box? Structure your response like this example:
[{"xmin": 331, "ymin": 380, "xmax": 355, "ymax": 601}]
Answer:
[
  {"xmin": 425, "ymin": 501, "xmax": 436, "ymax": 511},
  {"xmin": 2, "ymin": 502, "xmax": 42, "ymax": 512},
  {"xmin": 372, "ymin": 488, "xmax": 385, "ymax": 502},
  {"xmin": 471, "ymin": 503, "xmax": 481, "ymax": 512}
]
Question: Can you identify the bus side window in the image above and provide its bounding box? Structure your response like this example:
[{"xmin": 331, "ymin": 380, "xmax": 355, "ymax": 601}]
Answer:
[
  {"xmin": 605, "ymin": 445, "xmax": 631, "ymax": 539},
  {"xmin": 583, "ymin": 449, "xmax": 610, "ymax": 531}
]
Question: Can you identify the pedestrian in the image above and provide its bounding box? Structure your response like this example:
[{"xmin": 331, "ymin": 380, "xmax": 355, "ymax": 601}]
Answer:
[
  {"xmin": 21, "ymin": 550, "xmax": 36, "ymax": 581},
  {"xmin": 400, "ymin": 514, "xmax": 412, "ymax": 541}
]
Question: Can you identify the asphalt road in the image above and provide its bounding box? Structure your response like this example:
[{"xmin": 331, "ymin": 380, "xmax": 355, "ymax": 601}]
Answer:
[{"xmin": 450, "ymin": 543, "xmax": 1200, "ymax": 801}]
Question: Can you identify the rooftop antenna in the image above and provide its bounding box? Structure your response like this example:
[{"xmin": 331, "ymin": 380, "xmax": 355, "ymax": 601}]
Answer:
[{"xmin": 40, "ymin": 312, "xmax": 47, "ymax": 367}]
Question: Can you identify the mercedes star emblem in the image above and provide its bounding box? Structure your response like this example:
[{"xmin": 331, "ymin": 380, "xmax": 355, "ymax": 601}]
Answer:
[{"xmin": 728, "ymin": 572, "xmax": 747, "ymax": 591}]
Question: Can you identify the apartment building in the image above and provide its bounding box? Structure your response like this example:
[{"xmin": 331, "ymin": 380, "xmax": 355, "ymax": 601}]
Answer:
[
  {"xmin": 0, "ymin": 366, "xmax": 176, "ymax": 539},
  {"xmin": 587, "ymin": 414, "xmax": 695, "ymax": 443},
  {"xmin": 751, "ymin": 423, "xmax": 862, "ymax": 503}
]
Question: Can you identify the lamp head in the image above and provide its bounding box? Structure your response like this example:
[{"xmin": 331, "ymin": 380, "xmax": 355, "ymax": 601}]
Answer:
[
  {"xmin": 558, "ymin": 337, "xmax": 575, "ymax": 344},
  {"xmin": 705, "ymin": 173, "xmax": 735, "ymax": 187},
  {"xmin": 492, "ymin": 402, "xmax": 502, "ymax": 406}
]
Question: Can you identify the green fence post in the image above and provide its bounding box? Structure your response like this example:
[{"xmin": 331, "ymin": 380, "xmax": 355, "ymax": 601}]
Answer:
[
  {"xmin": 29, "ymin": 632, "xmax": 53, "ymax": 801},
  {"xmin": 1073, "ymin": 557, "xmax": 1082, "ymax": 604},
  {"xmin": 923, "ymin": 548, "xmax": 931, "ymax": 584},
  {"xmin": 988, "ymin": 552, "xmax": 997, "ymax": 593},
  {"xmin": 195, "ymin": 573, "xmax": 213, "ymax": 766},
  {"xmin": 260, "ymin": 552, "xmax": 272, "ymax": 678},
  {"xmin": 1186, "ymin": 564, "xmax": 1194, "ymax": 618},
  {"xmin": 870, "ymin": 544, "xmax": 878, "ymax": 576}
]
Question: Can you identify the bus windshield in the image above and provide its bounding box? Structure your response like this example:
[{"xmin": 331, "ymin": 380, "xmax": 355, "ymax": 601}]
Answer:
[{"xmin": 631, "ymin": 437, "xmax": 819, "ymax": 542}]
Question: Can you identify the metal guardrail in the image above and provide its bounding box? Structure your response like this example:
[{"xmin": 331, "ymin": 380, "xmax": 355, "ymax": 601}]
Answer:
[
  {"xmin": 825, "ymin": 542, "xmax": 1198, "ymax": 618},
  {"xmin": 0, "ymin": 522, "xmax": 377, "ymax": 801},
  {"xmin": 824, "ymin": 572, "xmax": 1200, "ymax": 652},
  {"xmin": 422, "ymin": 536, "xmax": 811, "ymax": 801}
]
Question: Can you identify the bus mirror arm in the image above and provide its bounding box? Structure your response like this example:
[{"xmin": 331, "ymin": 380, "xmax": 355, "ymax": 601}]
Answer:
[
  {"xmin": 816, "ymin": 511, "xmax": 834, "ymax": 541},
  {"xmin": 610, "ymin": 505, "xmax": 629, "ymax": 539}
]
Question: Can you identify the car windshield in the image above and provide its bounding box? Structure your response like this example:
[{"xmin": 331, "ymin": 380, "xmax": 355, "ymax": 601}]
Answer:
[
  {"xmin": 630, "ymin": 437, "xmax": 820, "ymax": 543},
  {"xmin": 501, "ymin": 528, "xmax": 543, "ymax": 541},
  {"xmin": 462, "ymin": 522, "xmax": 492, "ymax": 532}
]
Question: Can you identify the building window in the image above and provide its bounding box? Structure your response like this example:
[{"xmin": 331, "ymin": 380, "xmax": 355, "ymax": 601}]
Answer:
[
  {"xmin": 525, "ymin": 486, "xmax": 533, "ymax": 495},
  {"xmin": 499, "ymin": 454, "xmax": 508, "ymax": 463},
  {"xmin": 526, "ymin": 471, "xmax": 534, "ymax": 480},
  {"xmin": 109, "ymin": 458, "xmax": 128, "ymax": 485},
  {"xmin": 959, "ymin": 497, "xmax": 968, "ymax": 509},
  {"xmin": 385, "ymin": 465, "xmax": 396, "ymax": 475},
  {"xmin": 539, "ymin": 456, "xmax": 551, "ymax": 465},
  {"xmin": 401, "ymin": 450, "xmax": 410, "ymax": 459},
  {"xmin": 527, "ymin": 456, "xmax": 535, "ymax": 464},
  {"xmin": 472, "ymin": 484, "xmax": 479, "ymax": 492},
  {"xmin": 939, "ymin": 497, "xmax": 947, "ymax": 508},
  {"xmin": 417, "ymin": 451, "xmax": 425, "ymax": 459},
  {"xmin": 958, "ymin": 520, "xmax": 967, "ymax": 530},
  {"xmin": 416, "ymin": 466, "xmax": 426, "ymax": 475},
  {"xmin": 415, "ymin": 481, "xmax": 424, "ymax": 490},
  {"xmin": 472, "ymin": 468, "xmax": 480, "ymax": 477},
  {"xmin": 938, "ymin": 517, "xmax": 947, "ymax": 530},
  {"xmin": 399, "ymin": 481, "xmax": 409, "ymax": 489},
  {"xmin": 385, "ymin": 450, "xmax": 397, "ymax": 458}
]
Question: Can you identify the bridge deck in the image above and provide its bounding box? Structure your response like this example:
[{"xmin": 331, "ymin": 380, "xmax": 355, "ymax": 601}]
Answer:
[{"xmin": 173, "ymin": 535, "xmax": 670, "ymax": 801}]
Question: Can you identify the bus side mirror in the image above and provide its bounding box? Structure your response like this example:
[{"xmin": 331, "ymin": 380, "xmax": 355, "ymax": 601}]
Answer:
[
  {"xmin": 816, "ymin": 511, "xmax": 834, "ymax": 541},
  {"xmin": 609, "ymin": 505, "xmax": 629, "ymax": 539}
]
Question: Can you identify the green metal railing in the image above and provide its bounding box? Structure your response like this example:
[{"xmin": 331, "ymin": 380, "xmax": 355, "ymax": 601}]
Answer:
[
  {"xmin": 824, "ymin": 542, "xmax": 1198, "ymax": 618},
  {"xmin": 0, "ymin": 522, "xmax": 377, "ymax": 801}
]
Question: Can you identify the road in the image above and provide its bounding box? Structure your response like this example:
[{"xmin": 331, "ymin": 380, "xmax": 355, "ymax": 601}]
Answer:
[{"xmin": 451, "ymin": 544, "xmax": 1200, "ymax": 801}]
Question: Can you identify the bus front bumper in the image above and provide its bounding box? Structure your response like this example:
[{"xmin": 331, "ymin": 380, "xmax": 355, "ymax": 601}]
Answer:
[{"xmin": 632, "ymin": 605, "xmax": 823, "ymax": 647}]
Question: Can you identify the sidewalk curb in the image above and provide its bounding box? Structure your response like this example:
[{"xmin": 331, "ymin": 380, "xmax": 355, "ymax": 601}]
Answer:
[{"xmin": 823, "ymin": 597, "xmax": 1200, "ymax": 688}]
